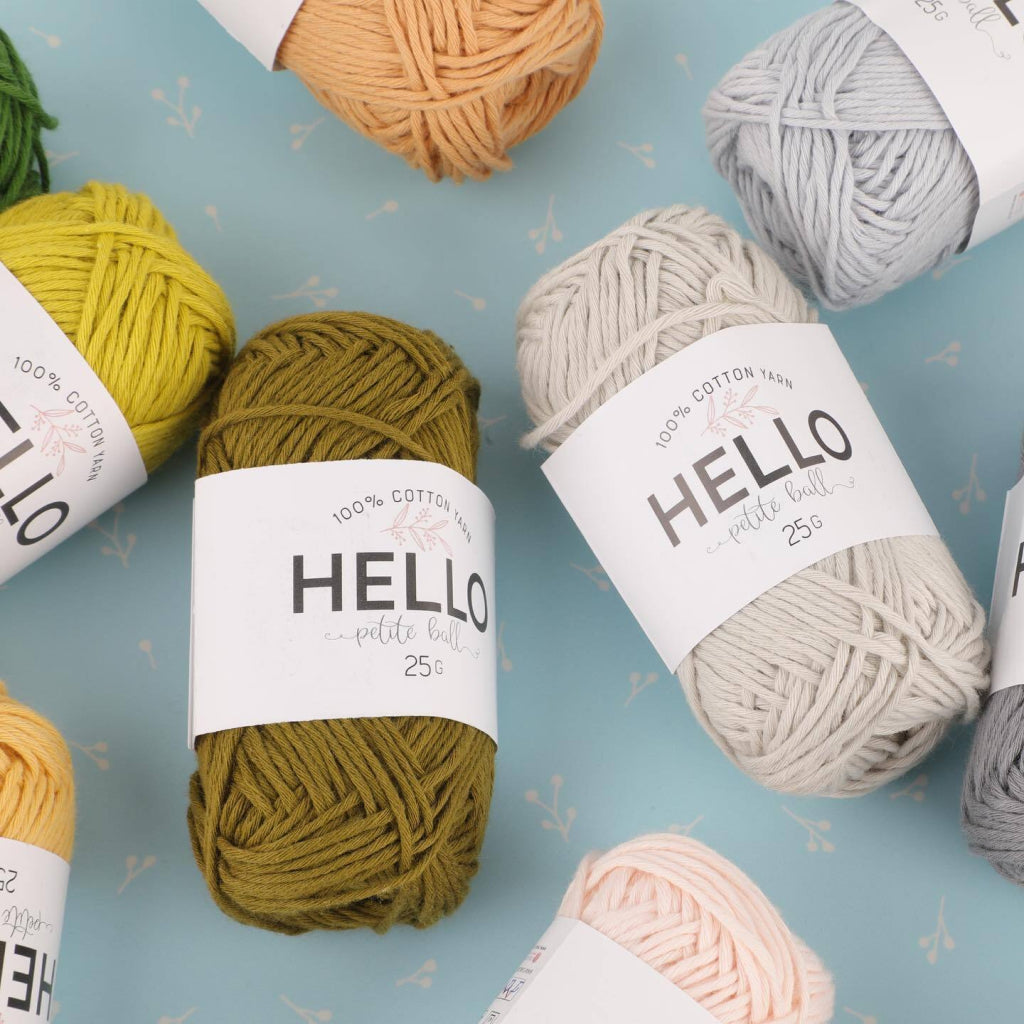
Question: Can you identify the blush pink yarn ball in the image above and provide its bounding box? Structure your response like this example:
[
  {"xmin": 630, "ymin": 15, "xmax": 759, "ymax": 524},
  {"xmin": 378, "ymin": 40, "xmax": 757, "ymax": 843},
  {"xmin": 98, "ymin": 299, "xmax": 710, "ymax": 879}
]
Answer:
[{"xmin": 558, "ymin": 834, "xmax": 834, "ymax": 1023}]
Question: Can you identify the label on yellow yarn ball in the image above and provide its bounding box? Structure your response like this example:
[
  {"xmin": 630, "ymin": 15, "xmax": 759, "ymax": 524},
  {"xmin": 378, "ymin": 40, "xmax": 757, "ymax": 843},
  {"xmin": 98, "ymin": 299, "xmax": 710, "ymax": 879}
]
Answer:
[
  {"xmin": 189, "ymin": 460, "xmax": 497, "ymax": 746},
  {"xmin": 987, "ymin": 475, "xmax": 1024, "ymax": 693},
  {"xmin": 847, "ymin": 0, "xmax": 1024, "ymax": 247},
  {"xmin": 0, "ymin": 264, "xmax": 147, "ymax": 585},
  {"xmin": 198, "ymin": 0, "xmax": 305, "ymax": 70},
  {"xmin": 0, "ymin": 838, "xmax": 69, "ymax": 1023},
  {"xmin": 477, "ymin": 917, "xmax": 719, "ymax": 1022},
  {"xmin": 542, "ymin": 323, "xmax": 938, "ymax": 674}
]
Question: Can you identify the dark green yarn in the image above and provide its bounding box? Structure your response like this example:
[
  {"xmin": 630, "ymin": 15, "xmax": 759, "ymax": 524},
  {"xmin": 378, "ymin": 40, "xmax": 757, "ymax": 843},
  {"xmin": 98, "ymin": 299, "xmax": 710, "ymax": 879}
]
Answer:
[{"xmin": 0, "ymin": 29, "xmax": 57, "ymax": 212}]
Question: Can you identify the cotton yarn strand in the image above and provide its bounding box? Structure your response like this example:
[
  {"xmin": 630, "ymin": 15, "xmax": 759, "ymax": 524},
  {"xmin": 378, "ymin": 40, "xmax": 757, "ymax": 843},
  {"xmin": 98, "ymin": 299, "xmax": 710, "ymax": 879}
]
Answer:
[
  {"xmin": 963, "ymin": 444, "xmax": 1024, "ymax": 883},
  {"xmin": 188, "ymin": 312, "xmax": 495, "ymax": 934},
  {"xmin": 277, "ymin": 0, "xmax": 604, "ymax": 182},
  {"xmin": 517, "ymin": 205, "xmax": 989, "ymax": 796},
  {"xmin": 0, "ymin": 29, "xmax": 56, "ymax": 213},
  {"xmin": 0, "ymin": 182, "xmax": 235, "ymax": 471},
  {"xmin": 0, "ymin": 683, "xmax": 74, "ymax": 863},
  {"xmin": 704, "ymin": 2, "xmax": 978, "ymax": 310},
  {"xmin": 557, "ymin": 834, "xmax": 834, "ymax": 1023}
]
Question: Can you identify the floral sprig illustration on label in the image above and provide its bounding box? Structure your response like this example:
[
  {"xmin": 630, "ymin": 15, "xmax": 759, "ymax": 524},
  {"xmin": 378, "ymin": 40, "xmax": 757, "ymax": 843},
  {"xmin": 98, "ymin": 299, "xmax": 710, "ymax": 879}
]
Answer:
[
  {"xmin": 703, "ymin": 386, "xmax": 778, "ymax": 437},
  {"xmin": 382, "ymin": 504, "xmax": 453, "ymax": 555},
  {"xmin": 31, "ymin": 406, "xmax": 86, "ymax": 475}
]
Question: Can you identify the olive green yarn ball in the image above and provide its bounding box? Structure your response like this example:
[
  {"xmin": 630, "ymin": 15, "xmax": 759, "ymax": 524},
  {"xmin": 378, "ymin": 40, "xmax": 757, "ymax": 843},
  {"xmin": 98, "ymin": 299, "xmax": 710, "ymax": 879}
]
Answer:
[
  {"xmin": 0, "ymin": 29, "xmax": 56, "ymax": 211},
  {"xmin": 187, "ymin": 312, "xmax": 495, "ymax": 934}
]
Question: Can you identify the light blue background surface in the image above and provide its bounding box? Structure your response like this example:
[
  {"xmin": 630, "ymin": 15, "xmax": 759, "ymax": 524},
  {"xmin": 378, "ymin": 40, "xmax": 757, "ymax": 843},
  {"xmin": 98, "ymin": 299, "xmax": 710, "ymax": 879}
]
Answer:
[{"xmin": 0, "ymin": 1, "xmax": 1021, "ymax": 1021}]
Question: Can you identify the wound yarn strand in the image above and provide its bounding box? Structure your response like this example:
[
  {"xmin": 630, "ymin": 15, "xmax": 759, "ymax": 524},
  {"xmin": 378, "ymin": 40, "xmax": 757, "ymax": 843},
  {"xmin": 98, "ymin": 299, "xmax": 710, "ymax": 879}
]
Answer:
[
  {"xmin": 704, "ymin": 2, "xmax": 979, "ymax": 310},
  {"xmin": 0, "ymin": 683, "xmax": 74, "ymax": 863},
  {"xmin": 0, "ymin": 182, "xmax": 235, "ymax": 472},
  {"xmin": 188, "ymin": 311, "xmax": 494, "ymax": 934},
  {"xmin": 963, "ymin": 678, "xmax": 1024, "ymax": 883},
  {"xmin": 517, "ymin": 205, "xmax": 989, "ymax": 797},
  {"xmin": 556, "ymin": 834, "xmax": 834, "ymax": 1023},
  {"xmin": 277, "ymin": 0, "xmax": 604, "ymax": 182},
  {"xmin": 0, "ymin": 29, "xmax": 56, "ymax": 213},
  {"xmin": 963, "ymin": 442, "xmax": 1024, "ymax": 883}
]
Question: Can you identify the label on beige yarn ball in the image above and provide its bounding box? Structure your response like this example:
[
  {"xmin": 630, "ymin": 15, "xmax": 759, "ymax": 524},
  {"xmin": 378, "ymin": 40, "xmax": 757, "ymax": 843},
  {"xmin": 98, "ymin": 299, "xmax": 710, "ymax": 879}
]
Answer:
[
  {"xmin": 189, "ymin": 460, "xmax": 497, "ymax": 746},
  {"xmin": 847, "ymin": 0, "xmax": 1024, "ymax": 247},
  {"xmin": 0, "ymin": 838, "xmax": 69, "ymax": 1023},
  {"xmin": 542, "ymin": 323, "xmax": 938, "ymax": 673},
  {"xmin": 987, "ymin": 476, "xmax": 1024, "ymax": 693},
  {"xmin": 0, "ymin": 263, "xmax": 147, "ymax": 586},
  {"xmin": 198, "ymin": 0, "xmax": 305, "ymax": 70},
  {"xmin": 477, "ymin": 917, "xmax": 719, "ymax": 1022}
]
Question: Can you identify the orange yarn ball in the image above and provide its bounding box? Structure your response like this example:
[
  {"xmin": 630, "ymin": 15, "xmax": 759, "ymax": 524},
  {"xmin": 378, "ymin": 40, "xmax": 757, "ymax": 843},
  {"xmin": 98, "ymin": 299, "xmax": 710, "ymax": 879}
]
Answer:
[{"xmin": 277, "ymin": 0, "xmax": 604, "ymax": 182}]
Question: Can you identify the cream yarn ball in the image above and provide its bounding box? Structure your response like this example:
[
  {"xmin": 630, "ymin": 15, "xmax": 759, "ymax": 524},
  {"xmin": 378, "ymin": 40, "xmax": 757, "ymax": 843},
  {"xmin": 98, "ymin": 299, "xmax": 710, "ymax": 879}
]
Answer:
[{"xmin": 517, "ymin": 205, "xmax": 989, "ymax": 796}]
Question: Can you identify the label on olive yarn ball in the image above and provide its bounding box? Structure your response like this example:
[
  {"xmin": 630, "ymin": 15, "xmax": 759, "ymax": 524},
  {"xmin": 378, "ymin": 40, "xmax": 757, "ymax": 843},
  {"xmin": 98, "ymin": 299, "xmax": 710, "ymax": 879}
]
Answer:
[
  {"xmin": 189, "ymin": 460, "xmax": 497, "ymax": 746},
  {"xmin": 847, "ymin": 0, "xmax": 1024, "ymax": 247},
  {"xmin": 198, "ymin": 0, "xmax": 305, "ymax": 70},
  {"xmin": 477, "ymin": 917, "xmax": 719, "ymax": 1022},
  {"xmin": 542, "ymin": 323, "xmax": 938, "ymax": 673},
  {"xmin": 987, "ymin": 476, "xmax": 1024, "ymax": 694},
  {"xmin": 0, "ymin": 263, "xmax": 147, "ymax": 586},
  {"xmin": 0, "ymin": 838, "xmax": 68, "ymax": 1023}
]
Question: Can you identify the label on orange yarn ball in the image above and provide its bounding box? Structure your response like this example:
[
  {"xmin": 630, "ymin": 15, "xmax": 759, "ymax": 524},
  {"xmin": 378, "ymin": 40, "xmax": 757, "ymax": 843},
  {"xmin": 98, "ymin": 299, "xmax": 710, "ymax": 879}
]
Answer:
[
  {"xmin": 198, "ymin": 0, "xmax": 305, "ymax": 70},
  {"xmin": 0, "ymin": 264, "xmax": 147, "ymax": 586},
  {"xmin": 543, "ymin": 323, "xmax": 938, "ymax": 673},
  {"xmin": 189, "ymin": 460, "xmax": 497, "ymax": 746},
  {"xmin": 847, "ymin": 0, "xmax": 1024, "ymax": 247},
  {"xmin": 478, "ymin": 917, "xmax": 719, "ymax": 1022},
  {"xmin": 987, "ymin": 475, "xmax": 1024, "ymax": 693},
  {"xmin": 0, "ymin": 838, "xmax": 69, "ymax": 1023}
]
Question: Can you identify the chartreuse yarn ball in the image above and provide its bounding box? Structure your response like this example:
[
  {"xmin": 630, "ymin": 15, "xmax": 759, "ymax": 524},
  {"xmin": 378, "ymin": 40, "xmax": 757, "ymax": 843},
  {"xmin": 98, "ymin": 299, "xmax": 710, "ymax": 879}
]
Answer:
[
  {"xmin": 188, "ymin": 312, "xmax": 494, "ymax": 934},
  {"xmin": 0, "ymin": 182, "xmax": 235, "ymax": 470}
]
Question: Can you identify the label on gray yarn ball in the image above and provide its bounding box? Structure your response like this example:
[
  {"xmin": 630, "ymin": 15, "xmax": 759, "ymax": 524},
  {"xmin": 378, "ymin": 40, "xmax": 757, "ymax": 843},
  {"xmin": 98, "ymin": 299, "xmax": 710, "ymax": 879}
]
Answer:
[
  {"xmin": 198, "ymin": 0, "xmax": 304, "ymax": 70},
  {"xmin": 0, "ymin": 838, "xmax": 69, "ymax": 1023},
  {"xmin": 847, "ymin": 0, "xmax": 1024, "ymax": 247},
  {"xmin": 543, "ymin": 323, "xmax": 938, "ymax": 673},
  {"xmin": 477, "ymin": 917, "xmax": 718, "ymax": 1022},
  {"xmin": 987, "ymin": 476, "xmax": 1024, "ymax": 693},
  {"xmin": 0, "ymin": 263, "xmax": 147, "ymax": 586},
  {"xmin": 189, "ymin": 460, "xmax": 497, "ymax": 746}
]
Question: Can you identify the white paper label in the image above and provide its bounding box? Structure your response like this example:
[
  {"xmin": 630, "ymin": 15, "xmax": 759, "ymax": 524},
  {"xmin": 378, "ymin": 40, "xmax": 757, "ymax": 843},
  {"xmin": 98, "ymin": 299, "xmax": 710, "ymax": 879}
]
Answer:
[
  {"xmin": 198, "ymin": 0, "xmax": 305, "ymax": 70},
  {"xmin": 0, "ymin": 838, "xmax": 68, "ymax": 1023},
  {"xmin": 189, "ymin": 460, "xmax": 497, "ymax": 746},
  {"xmin": 478, "ymin": 918, "xmax": 718, "ymax": 1023},
  {"xmin": 543, "ymin": 323, "xmax": 938, "ymax": 672},
  {"xmin": 847, "ymin": 0, "xmax": 1024, "ymax": 247},
  {"xmin": 987, "ymin": 476, "xmax": 1024, "ymax": 693},
  {"xmin": 0, "ymin": 264, "xmax": 147, "ymax": 585}
]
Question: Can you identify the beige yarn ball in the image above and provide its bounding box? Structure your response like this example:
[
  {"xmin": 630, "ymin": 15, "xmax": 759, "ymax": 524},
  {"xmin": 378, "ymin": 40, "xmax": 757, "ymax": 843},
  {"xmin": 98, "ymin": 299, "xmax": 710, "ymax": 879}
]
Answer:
[{"xmin": 517, "ymin": 205, "xmax": 989, "ymax": 797}]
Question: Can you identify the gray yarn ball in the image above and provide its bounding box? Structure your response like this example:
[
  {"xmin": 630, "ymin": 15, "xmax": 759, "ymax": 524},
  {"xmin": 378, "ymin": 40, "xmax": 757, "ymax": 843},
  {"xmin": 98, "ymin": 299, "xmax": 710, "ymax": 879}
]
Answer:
[
  {"xmin": 705, "ymin": 2, "xmax": 979, "ymax": 311},
  {"xmin": 963, "ymin": 451, "xmax": 1024, "ymax": 883},
  {"xmin": 962, "ymin": 689, "xmax": 1024, "ymax": 883},
  {"xmin": 517, "ymin": 205, "xmax": 990, "ymax": 797}
]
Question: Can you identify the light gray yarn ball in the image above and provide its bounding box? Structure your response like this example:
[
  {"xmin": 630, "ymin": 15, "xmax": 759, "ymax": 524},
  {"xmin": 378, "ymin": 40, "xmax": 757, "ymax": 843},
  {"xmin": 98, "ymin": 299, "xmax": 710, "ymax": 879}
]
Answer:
[
  {"xmin": 517, "ymin": 205, "xmax": 989, "ymax": 796},
  {"xmin": 705, "ymin": 2, "xmax": 979, "ymax": 311}
]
